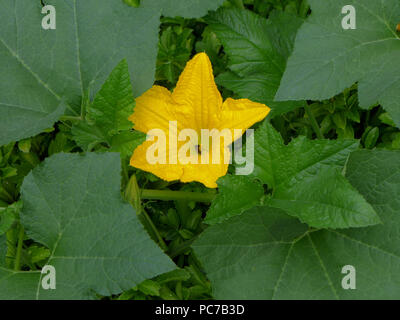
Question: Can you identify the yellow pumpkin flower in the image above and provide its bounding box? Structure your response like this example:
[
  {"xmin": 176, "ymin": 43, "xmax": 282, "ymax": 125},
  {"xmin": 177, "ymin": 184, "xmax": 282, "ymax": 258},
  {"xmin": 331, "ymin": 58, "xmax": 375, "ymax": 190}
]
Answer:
[{"xmin": 129, "ymin": 53, "xmax": 270, "ymax": 188}]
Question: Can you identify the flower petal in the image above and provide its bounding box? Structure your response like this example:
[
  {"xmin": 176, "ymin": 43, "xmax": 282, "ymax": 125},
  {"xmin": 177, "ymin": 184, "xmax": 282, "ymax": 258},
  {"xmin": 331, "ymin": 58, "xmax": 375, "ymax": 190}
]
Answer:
[
  {"xmin": 180, "ymin": 150, "xmax": 230, "ymax": 188},
  {"xmin": 129, "ymin": 85, "xmax": 175, "ymax": 134},
  {"xmin": 219, "ymin": 98, "xmax": 270, "ymax": 140},
  {"xmin": 172, "ymin": 53, "xmax": 223, "ymax": 131},
  {"xmin": 130, "ymin": 136, "xmax": 229, "ymax": 188},
  {"xmin": 128, "ymin": 53, "xmax": 271, "ymax": 188},
  {"xmin": 130, "ymin": 139, "xmax": 184, "ymax": 182}
]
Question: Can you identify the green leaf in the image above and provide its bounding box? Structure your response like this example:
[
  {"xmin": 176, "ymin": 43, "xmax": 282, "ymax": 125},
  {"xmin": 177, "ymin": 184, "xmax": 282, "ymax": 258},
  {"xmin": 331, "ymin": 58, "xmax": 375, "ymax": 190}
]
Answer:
[
  {"xmin": 86, "ymin": 60, "xmax": 134, "ymax": 137},
  {"xmin": 0, "ymin": 0, "xmax": 160, "ymax": 145},
  {"xmin": 252, "ymin": 121, "xmax": 358, "ymax": 187},
  {"xmin": 207, "ymin": 8, "xmax": 304, "ymax": 116},
  {"xmin": 72, "ymin": 60, "xmax": 145, "ymax": 156},
  {"xmin": 276, "ymin": 0, "xmax": 400, "ymax": 127},
  {"xmin": 363, "ymin": 127, "xmax": 380, "ymax": 149},
  {"xmin": 137, "ymin": 279, "xmax": 161, "ymax": 296},
  {"xmin": 0, "ymin": 201, "xmax": 21, "ymax": 235},
  {"xmin": 379, "ymin": 113, "xmax": 396, "ymax": 127},
  {"xmin": 193, "ymin": 206, "xmax": 309, "ymax": 299},
  {"xmin": 157, "ymin": 27, "xmax": 194, "ymax": 83},
  {"xmin": 18, "ymin": 139, "xmax": 31, "ymax": 153},
  {"xmin": 154, "ymin": 268, "xmax": 191, "ymax": 285},
  {"xmin": 268, "ymin": 166, "xmax": 381, "ymax": 229},
  {"xmin": 27, "ymin": 245, "xmax": 51, "ymax": 264},
  {"xmin": 109, "ymin": 131, "xmax": 146, "ymax": 158},
  {"xmin": 0, "ymin": 167, "xmax": 17, "ymax": 179},
  {"xmin": 252, "ymin": 121, "xmax": 379, "ymax": 228},
  {"xmin": 71, "ymin": 122, "xmax": 105, "ymax": 151},
  {"xmin": 205, "ymin": 175, "xmax": 264, "ymax": 225},
  {"xmin": 124, "ymin": 0, "xmax": 141, "ymax": 8},
  {"xmin": 142, "ymin": 0, "xmax": 225, "ymax": 18},
  {"xmin": 195, "ymin": 26, "xmax": 225, "ymax": 75},
  {"xmin": 48, "ymin": 132, "xmax": 75, "ymax": 156},
  {"xmin": 194, "ymin": 150, "xmax": 400, "ymax": 299},
  {"xmin": 332, "ymin": 112, "xmax": 347, "ymax": 131},
  {"xmin": 0, "ymin": 235, "xmax": 6, "ymax": 267},
  {"xmin": 0, "ymin": 153, "xmax": 175, "ymax": 299}
]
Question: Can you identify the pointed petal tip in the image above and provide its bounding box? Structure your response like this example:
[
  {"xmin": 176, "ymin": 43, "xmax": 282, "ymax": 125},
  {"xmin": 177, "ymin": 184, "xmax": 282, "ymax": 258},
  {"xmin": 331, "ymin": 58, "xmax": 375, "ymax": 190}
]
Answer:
[
  {"xmin": 193, "ymin": 51, "xmax": 210, "ymax": 60},
  {"xmin": 189, "ymin": 52, "xmax": 212, "ymax": 67}
]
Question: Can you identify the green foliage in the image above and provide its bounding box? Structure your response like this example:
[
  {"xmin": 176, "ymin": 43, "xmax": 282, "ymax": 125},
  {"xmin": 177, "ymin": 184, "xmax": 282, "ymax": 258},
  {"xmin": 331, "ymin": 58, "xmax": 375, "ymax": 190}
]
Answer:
[
  {"xmin": 193, "ymin": 206, "xmax": 309, "ymax": 299},
  {"xmin": 207, "ymin": 8, "xmax": 305, "ymax": 116},
  {"xmin": 117, "ymin": 267, "xmax": 211, "ymax": 300},
  {"xmin": 72, "ymin": 60, "xmax": 145, "ymax": 156},
  {"xmin": 193, "ymin": 150, "xmax": 400, "ymax": 299},
  {"xmin": 200, "ymin": 120, "xmax": 381, "ymax": 228},
  {"xmin": 0, "ymin": 201, "xmax": 21, "ymax": 235},
  {"xmin": 205, "ymin": 175, "xmax": 264, "ymax": 224},
  {"xmin": 141, "ymin": 0, "xmax": 226, "ymax": 18},
  {"xmin": 85, "ymin": 60, "xmax": 134, "ymax": 135},
  {"xmin": 251, "ymin": 121, "xmax": 378, "ymax": 228},
  {"xmin": 0, "ymin": 153, "xmax": 175, "ymax": 299},
  {"xmin": 157, "ymin": 27, "xmax": 195, "ymax": 84},
  {"xmin": 0, "ymin": 0, "xmax": 162, "ymax": 145},
  {"xmin": 238, "ymin": 0, "xmax": 309, "ymax": 17},
  {"xmin": 0, "ymin": 138, "xmax": 47, "ymax": 205},
  {"xmin": 276, "ymin": 0, "xmax": 400, "ymax": 128},
  {"xmin": 1, "ymin": 0, "xmax": 400, "ymax": 301},
  {"xmin": 123, "ymin": 0, "xmax": 141, "ymax": 7},
  {"xmin": 0, "ymin": 235, "xmax": 6, "ymax": 267},
  {"xmin": 195, "ymin": 26, "xmax": 227, "ymax": 76}
]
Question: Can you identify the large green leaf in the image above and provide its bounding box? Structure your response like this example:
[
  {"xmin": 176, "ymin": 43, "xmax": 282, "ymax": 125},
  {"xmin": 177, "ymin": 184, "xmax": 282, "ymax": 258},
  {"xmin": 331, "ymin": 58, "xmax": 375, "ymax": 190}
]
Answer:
[
  {"xmin": 276, "ymin": 0, "xmax": 400, "ymax": 127},
  {"xmin": 252, "ymin": 121, "xmax": 379, "ymax": 228},
  {"xmin": 205, "ymin": 175, "xmax": 264, "ymax": 225},
  {"xmin": 72, "ymin": 60, "xmax": 145, "ymax": 156},
  {"xmin": 207, "ymin": 8, "xmax": 304, "ymax": 116},
  {"xmin": 0, "ymin": 153, "xmax": 175, "ymax": 299},
  {"xmin": 194, "ymin": 206, "xmax": 309, "ymax": 299},
  {"xmin": 193, "ymin": 150, "xmax": 400, "ymax": 299},
  {"xmin": 0, "ymin": 0, "xmax": 160, "ymax": 146},
  {"xmin": 142, "ymin": 0, "xmax": 225, "ymax": 18}
]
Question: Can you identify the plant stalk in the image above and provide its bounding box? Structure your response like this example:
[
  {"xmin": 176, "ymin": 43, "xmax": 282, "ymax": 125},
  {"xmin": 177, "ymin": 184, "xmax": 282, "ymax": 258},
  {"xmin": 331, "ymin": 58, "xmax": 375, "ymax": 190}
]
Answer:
[
  {"xmin": 140, "ymin": 189, "xmax": 215, "ymax": 203},
  {"xmin": 124, "ymin": 176, "xmax": 215, "ymax": 252},
  {"xmin": 141, "ymin": 208, "xmax": 168, "ymax": 252},
  {"xmin": 124, "ymin": 175, "xmax": 168, "ymax": 251},
  {"xmin": 59, "ymin": 115, "xmax": 83, "ymax": 122},
  {"xmin": 304, "ymin": 103, "xmax": 324, "ymax": 139},
  {"xmin": 14, "ymin": 225, "xmax": 24, "ymax": 271}
]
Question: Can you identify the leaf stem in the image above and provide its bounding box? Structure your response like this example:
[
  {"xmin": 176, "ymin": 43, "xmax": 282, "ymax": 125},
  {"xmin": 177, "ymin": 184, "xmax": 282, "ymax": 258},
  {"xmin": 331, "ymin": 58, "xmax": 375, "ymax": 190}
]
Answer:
[
  {"xmin": 141, "ymin": 189, "xmax": 215, "ymax": 203},
  {"xmin": 14, "ymin": 225, "xmax": 24, "ymax": 271},
  {"xmin": 124, "ymin": 176, "xmax": 215, "ymax": 253},
  {"xmin": 124, "ymin": 175, "xmax": 168, "ymax": 251},
  {"xmin": 142, "ymin": 208, "xmax": 168, "ymax": 252},
  {"xmin": 304, "ymin": 103, "xmax": 324, "ymax": 139},
  {"xmin": 59, "ymin": 115, "xmax": 83, "ymax": 122}
]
